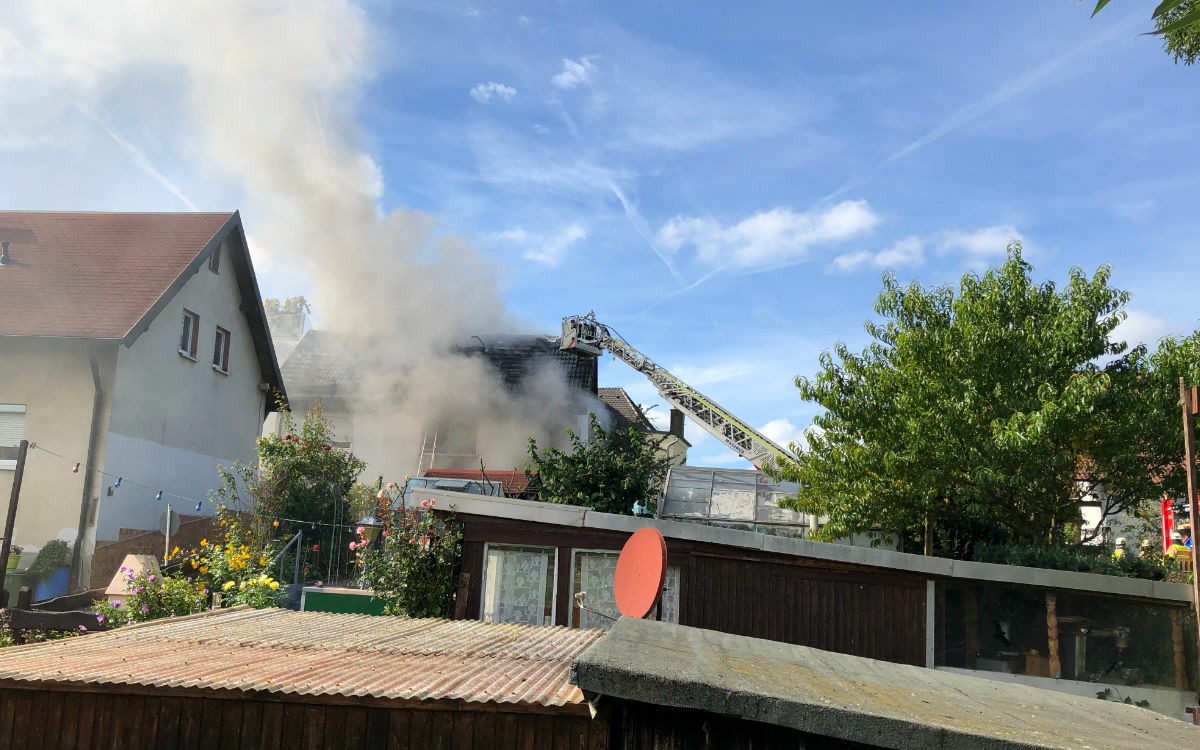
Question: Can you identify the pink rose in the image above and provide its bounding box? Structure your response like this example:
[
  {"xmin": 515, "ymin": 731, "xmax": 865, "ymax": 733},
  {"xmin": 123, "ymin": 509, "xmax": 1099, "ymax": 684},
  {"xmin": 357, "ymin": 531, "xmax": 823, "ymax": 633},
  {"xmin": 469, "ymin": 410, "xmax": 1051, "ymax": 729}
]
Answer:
[{"xmin": 348, "ymin": 541, "xmax": 357, "ymax": 550}]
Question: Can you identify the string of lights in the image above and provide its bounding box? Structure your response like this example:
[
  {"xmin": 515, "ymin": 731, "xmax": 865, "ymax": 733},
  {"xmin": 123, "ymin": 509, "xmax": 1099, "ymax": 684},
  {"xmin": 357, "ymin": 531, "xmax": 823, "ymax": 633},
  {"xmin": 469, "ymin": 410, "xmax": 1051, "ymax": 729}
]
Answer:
[{"xmin": 26, "ymin": 441, "xmax": 376, "ymax": 532}]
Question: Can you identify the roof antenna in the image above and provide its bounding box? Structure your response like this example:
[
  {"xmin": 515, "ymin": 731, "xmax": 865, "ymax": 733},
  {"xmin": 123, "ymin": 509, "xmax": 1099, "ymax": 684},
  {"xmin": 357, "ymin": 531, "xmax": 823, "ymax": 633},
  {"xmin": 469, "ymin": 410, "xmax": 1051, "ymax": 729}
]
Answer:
[{"xmin": 0, "ymin": 241, "xmax": 10, "ymax": 265}]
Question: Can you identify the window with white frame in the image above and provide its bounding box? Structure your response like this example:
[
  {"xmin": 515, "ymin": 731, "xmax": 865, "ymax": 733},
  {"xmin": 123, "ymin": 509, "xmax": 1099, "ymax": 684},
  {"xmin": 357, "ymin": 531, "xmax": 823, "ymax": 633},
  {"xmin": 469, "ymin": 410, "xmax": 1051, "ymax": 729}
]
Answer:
[
  {"xmin": 569, "ymin": 551, "xmax": 681, "ymax": 629},
  {"xmin": 481, "ymin": 545, "xmax": 556, "ymax": 626},
  {"xmin": 179, "ymin": 310, "xmax": 199, "ymax": 359},
  {"xmin": 0, "ymin": 404, "xmax": 27, "ymax": 470},
  {"xmin": 212, "ymin": 326, "xmax": 231, "ymax": 373}
]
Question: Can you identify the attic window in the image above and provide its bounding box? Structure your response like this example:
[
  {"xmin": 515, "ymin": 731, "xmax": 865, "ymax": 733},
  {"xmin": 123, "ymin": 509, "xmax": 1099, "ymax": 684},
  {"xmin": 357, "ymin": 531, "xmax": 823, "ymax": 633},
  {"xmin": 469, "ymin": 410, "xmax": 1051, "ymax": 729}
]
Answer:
[
  {"xmin": 179, "ymin": 310, "xmax": 199, "ymax": 360},
  {"xmin": 209, "ymin": 245, "xmax": 220, "ymax": 274},
  {"xmin": 213, "ymin": 327, "xmax": 231, "ymax": 374}
]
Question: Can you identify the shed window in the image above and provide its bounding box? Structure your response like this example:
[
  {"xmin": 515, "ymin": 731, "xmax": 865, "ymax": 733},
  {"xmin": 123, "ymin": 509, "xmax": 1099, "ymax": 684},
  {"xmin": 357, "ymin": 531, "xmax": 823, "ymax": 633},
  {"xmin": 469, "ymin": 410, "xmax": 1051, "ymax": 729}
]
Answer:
[
  {"xmin": 213, "ymin": 327, "xmax": 231, "ymax": 373},
  {"xmin": 481, "ymin": 545, "xmax": 556, "ymax": 626},
  {"xmin": 179, "ymin": 310, "xmax": 199, "ymax": 359},
  {"xmin": 0, "ymin": 404, "xmax": 26, "ymax": 470},
  {"xmin": 571, "ymin": 550, "xmax": 620, "ymax": 629},
  {"xmin": 569, "ymin": 552, "xmax": 680, "ymax": 630}
]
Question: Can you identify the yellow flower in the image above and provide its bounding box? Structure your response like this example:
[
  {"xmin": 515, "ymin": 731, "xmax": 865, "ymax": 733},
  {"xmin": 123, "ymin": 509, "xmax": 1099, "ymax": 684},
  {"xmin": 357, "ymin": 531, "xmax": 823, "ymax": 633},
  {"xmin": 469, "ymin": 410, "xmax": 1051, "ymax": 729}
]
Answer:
[
  {"xmin": 190, "ymin": 560, "xmax": 198, "ymax": 569},
  {"xmin": 269, "ymin": 581, "xmax": 279, "ymax": 590},
  {"xmin": 200, "ymin": 538, "xmax": 207, "ymax": 547},
  {"xmin": 199, "ymin": 566, "xmax": 208, "ymax": 575},
  {"xmin": 259, "ymin": 557, "xmax": 267, "ymax": 566},
  {"xmin": 222, "ymin": 580, "xmax": 236, "ymax": 590}
]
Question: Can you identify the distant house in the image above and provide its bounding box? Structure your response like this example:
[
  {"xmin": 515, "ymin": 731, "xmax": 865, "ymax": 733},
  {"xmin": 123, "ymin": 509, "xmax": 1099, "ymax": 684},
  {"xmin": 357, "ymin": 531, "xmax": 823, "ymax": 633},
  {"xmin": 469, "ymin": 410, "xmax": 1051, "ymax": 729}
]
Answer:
[
  {"xmin": 0, "ymin": 211, "xmax": 284, "ymax": 588},
  {"xmin": 274, "ymin": 330, "xmax": 647, "ymax": 482},
  {"xmin": 597, "ymin": 386, "xmax": 689, "ymax": 466}
]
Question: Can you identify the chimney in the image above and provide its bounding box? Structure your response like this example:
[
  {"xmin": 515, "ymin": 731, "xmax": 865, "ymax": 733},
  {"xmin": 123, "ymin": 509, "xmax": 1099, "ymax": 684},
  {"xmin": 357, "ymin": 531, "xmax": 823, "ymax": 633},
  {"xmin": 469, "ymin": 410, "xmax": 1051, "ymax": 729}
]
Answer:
[
  {"xmin": 669, "ymin": 408, "xmax": 685, "ymax": 438},
  {"xmin": 0, "ymin": 241, "xmax": 10, "ymax": 265}
]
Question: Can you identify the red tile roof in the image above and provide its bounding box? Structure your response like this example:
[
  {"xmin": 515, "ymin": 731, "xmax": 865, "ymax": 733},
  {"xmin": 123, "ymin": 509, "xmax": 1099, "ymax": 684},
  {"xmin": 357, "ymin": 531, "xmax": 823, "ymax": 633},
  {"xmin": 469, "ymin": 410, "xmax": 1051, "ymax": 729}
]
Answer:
[
  {"xmin": 424, "ymin": 469, "xmax": 532, "ymax": 496},
  {"xmin": 0, "ymin": 608, "xmax": 604, "ymax": 709},
  {"xmin": 0, "ymin": 211, "xmax": 234, "ymax": 338}
]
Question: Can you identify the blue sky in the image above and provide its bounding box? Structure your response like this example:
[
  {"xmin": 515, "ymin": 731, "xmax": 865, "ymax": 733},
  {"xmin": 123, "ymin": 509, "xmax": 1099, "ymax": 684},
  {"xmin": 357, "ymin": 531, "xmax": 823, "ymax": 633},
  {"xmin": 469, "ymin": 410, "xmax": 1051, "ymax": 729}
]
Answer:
[{"xmin": 2, "ymin": 2, "xmax": 1198, "ymax": 467}]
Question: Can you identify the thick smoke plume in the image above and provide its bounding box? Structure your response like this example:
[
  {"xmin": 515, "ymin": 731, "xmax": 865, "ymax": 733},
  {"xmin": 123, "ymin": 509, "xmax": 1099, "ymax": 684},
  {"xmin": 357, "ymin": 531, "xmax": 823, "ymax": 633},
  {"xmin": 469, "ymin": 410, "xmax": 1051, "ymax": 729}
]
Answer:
[{"xmin": 8, "ymin": 1, "xmax": 599, "ymax": 474}]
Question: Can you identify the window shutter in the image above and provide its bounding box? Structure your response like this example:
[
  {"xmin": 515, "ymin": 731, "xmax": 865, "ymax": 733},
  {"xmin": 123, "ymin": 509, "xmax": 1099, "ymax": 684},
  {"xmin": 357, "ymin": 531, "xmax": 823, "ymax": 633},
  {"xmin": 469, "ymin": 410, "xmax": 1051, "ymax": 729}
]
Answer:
[{"xmin": 0, "ymin": 405, "xmax": 26, "ymax": 447}]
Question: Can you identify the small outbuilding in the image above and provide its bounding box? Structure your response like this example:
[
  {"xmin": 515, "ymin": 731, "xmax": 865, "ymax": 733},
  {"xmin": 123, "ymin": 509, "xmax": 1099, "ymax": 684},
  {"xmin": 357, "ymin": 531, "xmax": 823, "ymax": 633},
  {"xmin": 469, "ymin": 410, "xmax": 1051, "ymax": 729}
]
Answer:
[
  {"xmin": 0, "ymin": 607, "xmax": 607, "ymax": 749},
  {"xmin": 570, "ymin": 617, "xmax": 1200, "ymax": 750}
]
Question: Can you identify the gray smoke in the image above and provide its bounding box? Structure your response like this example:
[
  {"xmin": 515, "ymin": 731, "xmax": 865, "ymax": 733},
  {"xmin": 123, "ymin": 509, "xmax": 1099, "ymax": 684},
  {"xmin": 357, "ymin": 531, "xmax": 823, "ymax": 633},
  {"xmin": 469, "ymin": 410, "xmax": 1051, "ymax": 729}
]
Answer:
[{"xmin": 8, "ymin": 1, "xmax": 601, "ymax": 474}]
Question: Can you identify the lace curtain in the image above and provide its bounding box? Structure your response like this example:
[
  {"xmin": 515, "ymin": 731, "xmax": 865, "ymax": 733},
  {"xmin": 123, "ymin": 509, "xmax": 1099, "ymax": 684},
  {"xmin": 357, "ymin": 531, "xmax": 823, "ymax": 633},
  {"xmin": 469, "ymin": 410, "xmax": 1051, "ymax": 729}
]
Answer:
[{"xmin": 482, "ymin": 546, "xmax": 554, "ymax": 626}]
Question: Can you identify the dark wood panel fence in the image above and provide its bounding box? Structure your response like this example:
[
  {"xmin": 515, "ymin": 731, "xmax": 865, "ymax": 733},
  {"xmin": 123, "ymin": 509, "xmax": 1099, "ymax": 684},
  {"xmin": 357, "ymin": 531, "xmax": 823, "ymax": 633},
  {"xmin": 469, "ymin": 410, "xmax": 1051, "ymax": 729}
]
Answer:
[{"xmin": 0, "ymin": 687, "xmax": 607, "ymax": 750}]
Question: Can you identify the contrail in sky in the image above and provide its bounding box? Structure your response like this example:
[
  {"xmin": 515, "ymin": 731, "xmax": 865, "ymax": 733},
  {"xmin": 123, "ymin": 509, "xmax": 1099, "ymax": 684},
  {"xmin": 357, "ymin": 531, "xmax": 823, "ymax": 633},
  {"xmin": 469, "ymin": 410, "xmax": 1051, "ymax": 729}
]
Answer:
[{"xmin": 822, "ymin": 15, "xmax": 1140, "ymax": 203}]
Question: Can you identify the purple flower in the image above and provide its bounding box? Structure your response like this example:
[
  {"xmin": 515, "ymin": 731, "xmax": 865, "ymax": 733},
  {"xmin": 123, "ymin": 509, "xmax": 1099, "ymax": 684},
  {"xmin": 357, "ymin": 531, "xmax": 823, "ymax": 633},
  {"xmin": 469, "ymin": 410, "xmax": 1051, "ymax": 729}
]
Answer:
[
  {"xmin": 96, "ymin": 614, "xmax": 105, "ymax": 623},
  {"xmin": 119, "ymin": 566, "xmax": 126, "ymax": 572},
  {"xmin": 187, "ymin": 577, "xmax": 192, "ymax": 583},
  {"xmin": 140, "ymin": 605, "xmax": 149, "ymax": 613},
  {"xmin": 77, "ymin": 625, "xmax": 86, "ymax": 632},
  {"xmin": 110, "ymin": 600, "xmax": 122, "ymax": 608},
  {"xmin": 148, "ymin": 574, "xmax": 156, "ymax": 581},
  {"xmin": 202, "ymin": 588, "xmax": 209, "ymax": 594}
]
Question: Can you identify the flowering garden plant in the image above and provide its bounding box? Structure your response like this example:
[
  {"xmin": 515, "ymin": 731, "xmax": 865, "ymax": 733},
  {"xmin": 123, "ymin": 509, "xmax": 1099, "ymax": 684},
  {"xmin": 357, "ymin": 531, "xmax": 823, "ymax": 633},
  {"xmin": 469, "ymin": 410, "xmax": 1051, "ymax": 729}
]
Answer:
[
  {"xmin": 356, "ymin": 486, "xmax": 462, "ymax": 618},
  {"xmin": 92, "ymin": 567, "xmax": 207, "ymax": 627},
  {"xmin": 183, "ymin": 509, "xmax": 283, "ymax": 609}
]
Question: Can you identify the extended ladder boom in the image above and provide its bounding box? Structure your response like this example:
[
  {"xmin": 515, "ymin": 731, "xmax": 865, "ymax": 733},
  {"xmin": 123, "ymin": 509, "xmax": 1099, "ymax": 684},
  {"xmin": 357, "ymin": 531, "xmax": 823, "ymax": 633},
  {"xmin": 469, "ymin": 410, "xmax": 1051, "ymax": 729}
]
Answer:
[{"xmin": 560, "ymin": 313, "xmax": 799, "ymax": 474}]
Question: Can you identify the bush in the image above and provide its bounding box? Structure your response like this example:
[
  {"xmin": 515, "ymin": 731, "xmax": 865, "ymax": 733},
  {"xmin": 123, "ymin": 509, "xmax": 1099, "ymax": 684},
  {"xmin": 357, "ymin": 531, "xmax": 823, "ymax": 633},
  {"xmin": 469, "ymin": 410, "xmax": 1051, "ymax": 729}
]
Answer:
[
  {"xmin": 26, "ymin": 540, "xmax": 70, "ymax": 584},
  {"xmin": 972, "ymin": 541, "xmax": 1187, "ymax": 581},
  {"xmin": 357, "ymin": 487, "xmax": 462, "ymax": 618},
  {"xmin": 92, "ymin": 567, "xmax": 207, "ymax": 627},
  {"xmin": 183, "ymin": 510, "xmax": 283, "ymax": 608}
]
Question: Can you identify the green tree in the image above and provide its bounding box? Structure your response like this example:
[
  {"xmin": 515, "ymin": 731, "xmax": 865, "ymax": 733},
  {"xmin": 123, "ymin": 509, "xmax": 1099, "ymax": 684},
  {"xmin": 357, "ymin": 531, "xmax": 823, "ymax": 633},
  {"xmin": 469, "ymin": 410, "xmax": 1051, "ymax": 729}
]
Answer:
[
  {"xmin": 1092, "ymin": 0, "xmax": 1200, "ymax": 65},
  {"xmin": 525, "ymin": 413, "xmax": 671, "ymax": 515},
  {"xmin": 779, "ymin": 245, "xmax": 1185, "ymax": 556}
]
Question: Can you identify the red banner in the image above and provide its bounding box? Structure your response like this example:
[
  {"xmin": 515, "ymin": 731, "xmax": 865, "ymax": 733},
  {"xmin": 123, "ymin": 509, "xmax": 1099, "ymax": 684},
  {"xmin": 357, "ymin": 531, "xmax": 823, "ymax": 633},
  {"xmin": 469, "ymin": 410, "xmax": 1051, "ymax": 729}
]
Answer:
[{"xmin": 1161, "ymin": 498, "xmax": 1175, "ymax": 555}]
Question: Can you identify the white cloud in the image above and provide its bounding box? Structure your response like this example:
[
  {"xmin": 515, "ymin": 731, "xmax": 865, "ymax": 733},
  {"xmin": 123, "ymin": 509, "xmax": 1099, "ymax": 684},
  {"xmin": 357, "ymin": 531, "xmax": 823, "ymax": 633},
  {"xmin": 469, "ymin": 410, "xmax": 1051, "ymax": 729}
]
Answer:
[
  {"xmin": 669, "ymin": 362, "xmax": 754, "ymax": 387},
  {"xmin": 492, "ymin": 223, "xmax": 586, "ymax": 266},
  {"xmin": 937, "ymin": 225, "xmax": 1024, "ymax": 258},
  {"xmin": 533, "ymin": 123, "xmax": 550, "ymax": 135},
  {"xmin": 518, "ymin": 15, "xmax": 531, "ymax": 26},
  {"xmin": 656, "ymin": 200, "xmax": 880, "ymax": 269},
  {"xmin": 469, "ymin": 81, "xmax": 516, "ymax": 103},
  {"xmin": 759, "ymin": 418, "xmax": 807, "ymax": 450},
  {"xmin": 551, "ymin": 57, "xmax": 596, "ymax": 89},
  {"xmin": 1111, "ymin": 309, "xmax": 1167, "ymax": 350},
  {"xmin": 828, "ymin": 235, "xmax": 924, "ymax": 274}
]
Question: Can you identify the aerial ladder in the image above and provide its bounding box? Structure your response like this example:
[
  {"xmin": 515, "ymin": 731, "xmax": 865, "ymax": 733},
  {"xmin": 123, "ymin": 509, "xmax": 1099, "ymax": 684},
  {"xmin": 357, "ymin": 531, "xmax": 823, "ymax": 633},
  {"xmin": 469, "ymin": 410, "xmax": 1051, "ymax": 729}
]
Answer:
[{"xmin": 560, "ymin": 313, "xmax": 801, "ymax": 476}]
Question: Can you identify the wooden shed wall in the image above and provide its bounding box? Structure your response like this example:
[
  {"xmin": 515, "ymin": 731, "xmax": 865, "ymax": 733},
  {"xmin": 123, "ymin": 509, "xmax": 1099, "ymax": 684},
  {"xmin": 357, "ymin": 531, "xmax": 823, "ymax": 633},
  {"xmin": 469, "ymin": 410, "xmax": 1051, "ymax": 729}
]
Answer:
[
  {"xmin": 458, "ymin": 516, "xmax": 927, "ymax": 666},
  {"xmin": 0, "ymin": 686, "xmax": 607, "ymax": 750}
]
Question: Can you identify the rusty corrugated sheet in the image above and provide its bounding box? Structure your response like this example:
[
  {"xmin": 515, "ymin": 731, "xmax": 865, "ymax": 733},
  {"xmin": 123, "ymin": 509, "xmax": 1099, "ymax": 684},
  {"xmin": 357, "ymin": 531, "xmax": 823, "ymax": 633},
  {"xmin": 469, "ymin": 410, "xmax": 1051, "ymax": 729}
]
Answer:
[{"xmin": 0, "ymin": 608, "xmax": 604, "ymax": 708}]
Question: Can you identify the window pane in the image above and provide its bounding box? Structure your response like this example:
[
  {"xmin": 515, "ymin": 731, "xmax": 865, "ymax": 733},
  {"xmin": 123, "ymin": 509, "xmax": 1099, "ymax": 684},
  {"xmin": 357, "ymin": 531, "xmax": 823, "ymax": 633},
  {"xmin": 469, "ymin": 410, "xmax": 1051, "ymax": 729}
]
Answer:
[
  {"xmin": 482, "ymin": 545, "xmax": 555, "ymax": 626},
  {"xmin": 180, "ymin": 314, "xmax": 192, "ymax": 352},
  {"xmin": 213, "ymin": 330, "xmax": 224, "ymax": 366},
  {"xmin": 573, "ymin": 551, "xmax": 620, "ymax": 630}
]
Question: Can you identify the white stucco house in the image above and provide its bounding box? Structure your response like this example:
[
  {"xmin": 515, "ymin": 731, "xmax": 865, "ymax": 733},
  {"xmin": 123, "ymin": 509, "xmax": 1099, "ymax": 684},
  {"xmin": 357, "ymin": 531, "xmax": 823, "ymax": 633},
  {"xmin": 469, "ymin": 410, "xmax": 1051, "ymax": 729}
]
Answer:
[{"xmin": 0, "ymin": 211, "xmax": 285, "ymax": 588}]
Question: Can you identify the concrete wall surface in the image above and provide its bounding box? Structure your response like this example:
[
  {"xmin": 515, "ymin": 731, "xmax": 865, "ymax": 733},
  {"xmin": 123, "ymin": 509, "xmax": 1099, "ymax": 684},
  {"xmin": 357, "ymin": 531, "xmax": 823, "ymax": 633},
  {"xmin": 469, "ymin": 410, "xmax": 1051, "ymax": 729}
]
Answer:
[{"xmin": 0, "ymin": 336, "xmax": 115, "ymax": 563}]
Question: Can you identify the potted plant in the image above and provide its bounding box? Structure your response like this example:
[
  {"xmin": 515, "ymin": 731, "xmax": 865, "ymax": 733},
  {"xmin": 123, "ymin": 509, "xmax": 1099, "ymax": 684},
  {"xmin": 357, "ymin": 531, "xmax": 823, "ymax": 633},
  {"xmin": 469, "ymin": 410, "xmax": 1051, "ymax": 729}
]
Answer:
[
  {"xmin": 5, "ymin": 545, "xmax": 22, "ymax": 571},
  {"xmin": 27, "ymin": 540, "xmax": 71, "ymax": 601}
]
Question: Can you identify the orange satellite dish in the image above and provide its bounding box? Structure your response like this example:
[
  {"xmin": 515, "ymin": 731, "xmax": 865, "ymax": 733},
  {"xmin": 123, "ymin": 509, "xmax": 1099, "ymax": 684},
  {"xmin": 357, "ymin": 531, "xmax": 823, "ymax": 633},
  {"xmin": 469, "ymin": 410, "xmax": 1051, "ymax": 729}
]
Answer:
[{"xmin": 614, "ymin": 527, "xmax": 668, "ymax": 618}]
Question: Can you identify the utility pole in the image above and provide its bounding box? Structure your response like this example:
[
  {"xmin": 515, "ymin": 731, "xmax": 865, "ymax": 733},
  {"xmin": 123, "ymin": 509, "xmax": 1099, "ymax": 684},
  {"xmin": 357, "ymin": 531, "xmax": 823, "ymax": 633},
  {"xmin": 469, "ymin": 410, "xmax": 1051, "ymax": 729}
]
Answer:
[
  {"xmin": 1177, "ymin": 379, "xmax": 1200, "ymax": 703},
  {"xmin": 0, "ymin": 439, "xmax": 30, "ymax": 607}
]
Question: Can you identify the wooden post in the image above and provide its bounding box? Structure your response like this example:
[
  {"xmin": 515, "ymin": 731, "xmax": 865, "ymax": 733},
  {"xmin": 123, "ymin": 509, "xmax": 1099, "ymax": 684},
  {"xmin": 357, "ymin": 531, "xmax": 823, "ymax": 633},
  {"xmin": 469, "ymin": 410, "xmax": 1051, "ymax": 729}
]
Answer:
[
  {"xmin": 1045, "ymin": 592, "xmax": 1061, "ymax": 679},
  {"xmin": 964, "ymin": 588, "xmax": 979, "ymax": 670},
  {"xmin": 1178, "ymin": 379, "xmax": 1200, "ymax": 700},
  {"xmin": 0, "ymin": 439, "xmax": 29, "ymax": 606},
  {"xmin": 1172, "ymin": 609, "xmax": 1188, "ymax": 691}
]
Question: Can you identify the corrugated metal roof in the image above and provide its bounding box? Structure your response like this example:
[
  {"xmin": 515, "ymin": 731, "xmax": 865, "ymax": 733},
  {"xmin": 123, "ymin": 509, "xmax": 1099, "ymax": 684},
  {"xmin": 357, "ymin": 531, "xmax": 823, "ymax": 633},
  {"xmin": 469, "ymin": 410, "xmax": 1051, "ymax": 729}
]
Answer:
[{"xmin": 0, "ymin": 608, "xmax": 603, "ymax": 709}]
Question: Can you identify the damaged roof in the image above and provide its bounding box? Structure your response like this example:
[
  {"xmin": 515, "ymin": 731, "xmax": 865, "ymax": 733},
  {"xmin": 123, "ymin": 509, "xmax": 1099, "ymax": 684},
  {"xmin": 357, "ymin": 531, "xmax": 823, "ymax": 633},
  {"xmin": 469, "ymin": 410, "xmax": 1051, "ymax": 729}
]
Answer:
[
  {"xmin": 0, "ymin": 608, "xmax": 603, "ymax": 710},
  {"xmin": 281, "ymin": 331, "xmax": 597, "ymax": 403}
]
